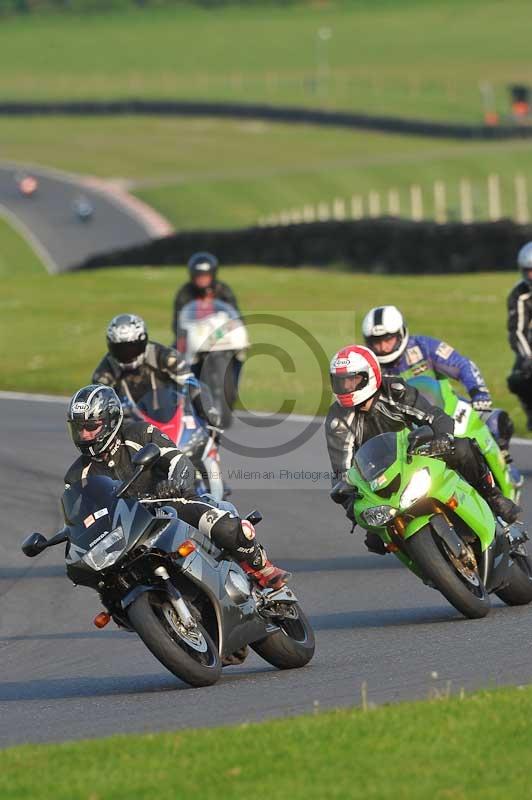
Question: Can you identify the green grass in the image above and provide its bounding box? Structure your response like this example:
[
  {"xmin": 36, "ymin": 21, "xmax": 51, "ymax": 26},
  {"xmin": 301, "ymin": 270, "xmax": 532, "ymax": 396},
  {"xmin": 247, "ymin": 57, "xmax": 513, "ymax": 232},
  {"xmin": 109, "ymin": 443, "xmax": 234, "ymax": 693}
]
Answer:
[
  {"xmin": 2, "ymin": 265, "xmax": 526, "ymax": 432},
  {"xmin": 0, "ymin": 0, "xmax": 530, "ymax": 122},
  {"xmin": 0, "ymin": 215, "xmax": 47, "ymax": 275},
  {"xmin": 1, "ymin": 684, "xmax": 532, "ymax": 799},
  {"xmin": 1, "ymin": 116, "xmax": 532, "ymax": 230}
]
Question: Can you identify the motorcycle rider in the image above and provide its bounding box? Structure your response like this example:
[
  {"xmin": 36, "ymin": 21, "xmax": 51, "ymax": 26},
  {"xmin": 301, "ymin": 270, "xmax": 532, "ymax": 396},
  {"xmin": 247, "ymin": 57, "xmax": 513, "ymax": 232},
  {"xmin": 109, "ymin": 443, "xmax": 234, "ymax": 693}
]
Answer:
[
  {"xmin": 171, "ymin": 252, "xmax": 240, "ymax": 341},
  {"xmin": 325, "ymin": 345, "xmax": 521, "ymax": 554},
  {"xmin": 92, "ymin": 313, "xmax": 220, "ymax": 429},
  {"xmin": 362, "ymin": 305, "xmax": 514, "ymax": 455},
  {"xmin": 64, "ymin": 384, "xmax": 289, "ymax": 590},
  {"xmin": 507, "ymin": 242, "xmax": 532, "ymax": 430}
]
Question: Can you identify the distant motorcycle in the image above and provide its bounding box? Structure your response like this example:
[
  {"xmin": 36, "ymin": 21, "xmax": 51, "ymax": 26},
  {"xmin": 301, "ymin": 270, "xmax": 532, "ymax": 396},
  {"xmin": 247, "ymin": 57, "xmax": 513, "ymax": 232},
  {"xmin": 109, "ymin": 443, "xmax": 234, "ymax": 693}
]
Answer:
[
  {"xmin": 121, "ymin": 377, "xmax": 225, "ymax": 501},
  {"xmin": 16, "ymin": 172, "xmax": 38, "ymax": 197},
  {"xmin": 178, "ymin": 299, "xmax": 249, "ymax": 428},
  {"xmin": 22, "ymin": 444, "xmax": 315, "ymax": 688},
  {"xmin": 74, "ymin": 195, "xmax": 94, "ymax": 222}
]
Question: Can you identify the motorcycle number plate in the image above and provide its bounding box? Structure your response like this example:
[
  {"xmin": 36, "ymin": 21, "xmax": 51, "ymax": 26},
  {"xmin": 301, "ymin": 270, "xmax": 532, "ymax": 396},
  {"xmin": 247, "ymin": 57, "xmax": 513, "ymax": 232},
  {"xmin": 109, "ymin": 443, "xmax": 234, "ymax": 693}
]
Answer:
[{"xmin": 183, "ymin": 415, "xmax": 196, "ymax": 429}]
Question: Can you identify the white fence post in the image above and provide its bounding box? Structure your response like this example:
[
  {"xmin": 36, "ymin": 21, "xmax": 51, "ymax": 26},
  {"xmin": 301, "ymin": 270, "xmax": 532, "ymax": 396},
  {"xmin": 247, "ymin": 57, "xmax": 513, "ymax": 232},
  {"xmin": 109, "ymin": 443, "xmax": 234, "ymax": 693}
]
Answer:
[
  {"xmin": 488, "ymin": 174, "xmax": 501, "ymax": 221},
  {"xmin": 515, "ymin": 174, "xmax": 529, "ymax": 224},
  {"xmin": 459, "ymin": 179, "xmax": 473, "ymax": 223},
  {"xmin": 387, "ymin": 189, "xmax": 400, "ymax": 216},
  {"xmin": 333, "ymin": 198, "xmax": 346, "ymax": 220},
  {"xmin": 351, "ymin": 195, "xmax": 363, "ymax": 219},
  {"xmin": 290, "ymin": 209, "xmax": 302, "ymax": 224},
  {"xmin": 279, "ymin": 211, "xmax": 291, "ymax": 225},
  {"xmin": 410, "ymin": 185, "xmax": 423, "ymax": 220},
  {"xmin": 317, "ymin": 202, "xmax": 330, "ymax": 221},
  {"xmin": 303, "ymin": 205, "xmax": 316, "ymax": 223},
  {"xmin": 368, "ymin": 191, "xmax": 381, "ymax": 217},
  {"xmin": 433, "ymin": 180, "xmax": 447, "ymax": 223}
]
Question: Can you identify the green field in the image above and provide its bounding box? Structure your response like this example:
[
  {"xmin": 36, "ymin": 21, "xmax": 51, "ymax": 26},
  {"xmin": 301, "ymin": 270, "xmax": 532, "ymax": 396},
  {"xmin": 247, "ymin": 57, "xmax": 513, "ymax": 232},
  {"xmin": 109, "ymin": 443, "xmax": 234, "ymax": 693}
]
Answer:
[
  {"xmin": 1, "ymin": 116, "xmax": 532, "ymax": 230},
  {"xmin": 2, "ymin": 257, "xmax": 525, "ymax": 430},
  {"xmin": 0, "ymin": 0, "xmax": 530, "ymax": 122},
  {"xmin": 1, "ymin": 684, "xmax": 532, "ymax": 799}
]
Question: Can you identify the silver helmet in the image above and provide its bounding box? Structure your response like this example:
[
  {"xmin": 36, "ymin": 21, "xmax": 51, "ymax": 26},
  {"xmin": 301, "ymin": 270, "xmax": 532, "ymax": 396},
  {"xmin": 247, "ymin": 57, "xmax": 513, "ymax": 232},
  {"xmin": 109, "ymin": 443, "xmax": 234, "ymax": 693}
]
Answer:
[
  {"xmin": 106, "ymin": 313, "xmax": 148, "ymax": 369},
  {"xmin": 517, "ymin": 242, "xmax": 532, "ymax": 284}
]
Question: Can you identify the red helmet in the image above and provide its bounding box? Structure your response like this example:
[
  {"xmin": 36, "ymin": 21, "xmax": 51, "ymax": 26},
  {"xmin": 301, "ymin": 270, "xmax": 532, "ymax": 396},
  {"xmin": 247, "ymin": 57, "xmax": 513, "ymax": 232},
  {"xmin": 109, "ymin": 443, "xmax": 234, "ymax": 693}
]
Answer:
[{"xmin": 329, "ymin": 345, "xmax": 382, "ymax": 408}]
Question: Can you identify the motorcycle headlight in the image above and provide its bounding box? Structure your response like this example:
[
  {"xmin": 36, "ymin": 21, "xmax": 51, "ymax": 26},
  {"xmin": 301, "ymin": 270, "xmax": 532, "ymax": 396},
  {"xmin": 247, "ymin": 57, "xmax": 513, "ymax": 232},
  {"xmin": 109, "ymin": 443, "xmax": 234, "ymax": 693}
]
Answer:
[
  {"xmin": 399, "ymin": 468, "xmax": 431, "ymax": 509},
  {"xmin": 361, "ymin": 505, "xmax": 397, "ymax": 527},
  {"xmin": 83, "ymin": 526, "xmax": 126, "ymax": 571}
]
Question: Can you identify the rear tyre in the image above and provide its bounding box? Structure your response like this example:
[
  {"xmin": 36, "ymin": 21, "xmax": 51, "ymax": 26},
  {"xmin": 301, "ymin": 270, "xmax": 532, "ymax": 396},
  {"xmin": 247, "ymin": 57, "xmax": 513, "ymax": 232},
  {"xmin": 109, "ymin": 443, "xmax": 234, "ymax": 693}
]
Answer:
[
  {"xmin": 405, "ymin": 524, "xmax": 490, "ymax": 619},
  {"xmin": 496, "ymin": 553, "xmax": 532, "ymax": 605},
  {"xmin": 251, "ymin": 605, "xmax": 315, "ymax": 669},
  {"xmin": 128, "ymin": 591, "xmax": 221, "ymax": 687}
]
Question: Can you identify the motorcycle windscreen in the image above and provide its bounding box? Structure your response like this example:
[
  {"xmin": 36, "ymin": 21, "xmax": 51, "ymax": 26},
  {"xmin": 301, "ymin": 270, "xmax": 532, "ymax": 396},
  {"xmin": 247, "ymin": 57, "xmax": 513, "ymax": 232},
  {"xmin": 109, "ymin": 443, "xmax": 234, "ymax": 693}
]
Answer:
[
  {"xmin": 179, "ymin": 299, "xmax": 248, "ymax": 353},
  {"xmin": 135, "ymin": 376, "xmax": 180, "ymax": 424},
  {"xmin": 61, "ymin": 475, "xmax": 151, "ymax": 551},
  {"xmin": 354, "ymin": 432, "xmax": 398, "ymax": 482},
  {"xmin": 402, "ymin": 372, "xmax": 444, "ymax": 409}
]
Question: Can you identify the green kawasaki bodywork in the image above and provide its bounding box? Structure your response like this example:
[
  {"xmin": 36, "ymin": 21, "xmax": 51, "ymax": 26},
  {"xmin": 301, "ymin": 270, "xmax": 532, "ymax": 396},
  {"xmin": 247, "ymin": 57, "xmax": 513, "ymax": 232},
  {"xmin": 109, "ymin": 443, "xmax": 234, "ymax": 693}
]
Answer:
[
  {"xmin": 399, "ymin": 369, "xmax": 519, "ymax": 502},
  {"xmin": 346, "ymin": 428, "xmax": 496, "ymax": 579}
]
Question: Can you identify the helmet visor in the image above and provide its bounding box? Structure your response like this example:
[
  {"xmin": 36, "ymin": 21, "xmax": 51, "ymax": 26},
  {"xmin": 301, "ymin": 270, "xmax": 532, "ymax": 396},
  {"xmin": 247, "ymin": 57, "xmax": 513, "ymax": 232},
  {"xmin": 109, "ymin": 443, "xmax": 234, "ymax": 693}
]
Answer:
[
  {"xmin": 331, "ymin": 372, "xmax": 368, "ymax": 395},
  {"xmin": 109, "ymin": 340, "xmax": 146, "ymax": 364},
  {"xmin": 365, "ymin": 333, "xmax": 400, "ymax": 356},
  {"xmin": 67, "ymin": 418, "xmax": 106, "ymax": 446}
]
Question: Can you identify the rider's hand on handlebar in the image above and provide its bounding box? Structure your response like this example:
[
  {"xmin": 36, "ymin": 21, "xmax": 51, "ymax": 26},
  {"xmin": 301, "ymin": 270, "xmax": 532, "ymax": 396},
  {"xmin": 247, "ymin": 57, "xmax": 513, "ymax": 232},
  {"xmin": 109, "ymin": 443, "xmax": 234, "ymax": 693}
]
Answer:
[
  {"xmin": 155, "ymin": 478, "xmax": 184, "ymax": 499},
  {"xmin": 407, "ymin": 426, "xmax": 434, "ymax": 454},
  {"xmin": 471, "ymin": 395, "xmax": 493, "ymax": 413}
]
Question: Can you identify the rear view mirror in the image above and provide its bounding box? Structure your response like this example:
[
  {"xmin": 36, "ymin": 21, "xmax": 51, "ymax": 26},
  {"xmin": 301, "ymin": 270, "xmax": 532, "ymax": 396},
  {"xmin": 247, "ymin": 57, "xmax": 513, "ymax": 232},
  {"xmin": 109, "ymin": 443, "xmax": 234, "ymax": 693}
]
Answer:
[
  {"xmin": 246, "ymin": 510, "xmax": 263, "ymax": 526},
  {"xmin": 21, "ymin": 532, "xmax": 48, "ymax": 558},
  {"xmin": 132, "ymin": 443, "xmax": 161, "ymax": 469}
]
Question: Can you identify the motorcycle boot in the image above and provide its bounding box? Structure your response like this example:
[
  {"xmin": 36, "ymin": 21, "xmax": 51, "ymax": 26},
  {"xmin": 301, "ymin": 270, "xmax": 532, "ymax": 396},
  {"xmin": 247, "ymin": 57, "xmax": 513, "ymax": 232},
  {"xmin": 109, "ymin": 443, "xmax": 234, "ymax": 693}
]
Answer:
[
  {"xmin": 239, "ymin": 542, "xmax": 291, "ymax": 590},
  {"xmin": 474, "ymin": 468, "xmax": 521, "ymax": 524}
]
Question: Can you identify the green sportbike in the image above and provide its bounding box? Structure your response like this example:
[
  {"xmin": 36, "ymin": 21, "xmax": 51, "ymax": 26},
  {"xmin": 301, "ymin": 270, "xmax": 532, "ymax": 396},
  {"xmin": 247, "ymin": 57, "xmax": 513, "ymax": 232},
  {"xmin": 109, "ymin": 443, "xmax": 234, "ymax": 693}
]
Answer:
[
  {"xmin": 345, "ymin": 427, "xmax": 532, "ymax": 619},
  {"xmin": 397, "ymin": 370, "xmax": 522, "ymax": 503}
]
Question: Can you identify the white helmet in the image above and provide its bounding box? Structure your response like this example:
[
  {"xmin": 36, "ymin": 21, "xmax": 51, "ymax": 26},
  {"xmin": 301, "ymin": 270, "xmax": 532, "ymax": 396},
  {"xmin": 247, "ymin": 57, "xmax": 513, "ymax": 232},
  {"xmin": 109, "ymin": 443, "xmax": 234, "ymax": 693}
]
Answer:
[
  {"xmin": 517, "ymin": 242, "xmax": 532, "ymax": 284},
  {"xmin": 329, "ymin": 345, "xmax": 382, "ymax": 408},
  {"xmin": 361, "ymin": 306, "xmax": 409, "ymax": 365}
]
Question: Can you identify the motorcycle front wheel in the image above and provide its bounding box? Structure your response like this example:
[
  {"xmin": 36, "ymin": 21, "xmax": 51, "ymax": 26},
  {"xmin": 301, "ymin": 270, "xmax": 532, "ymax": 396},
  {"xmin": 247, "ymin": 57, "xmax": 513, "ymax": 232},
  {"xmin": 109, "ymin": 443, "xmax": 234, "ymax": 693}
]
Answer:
[
  {"xmin": 251, "ymin": 605, "xmax": 315, "ymax": 669},
  {"xmin": 128, "ymin": 591, "xmax": 222, "ymax": 687},
  {"xmin": 405, "ymin": 524, "xmax": 490, "ymax": 619}
]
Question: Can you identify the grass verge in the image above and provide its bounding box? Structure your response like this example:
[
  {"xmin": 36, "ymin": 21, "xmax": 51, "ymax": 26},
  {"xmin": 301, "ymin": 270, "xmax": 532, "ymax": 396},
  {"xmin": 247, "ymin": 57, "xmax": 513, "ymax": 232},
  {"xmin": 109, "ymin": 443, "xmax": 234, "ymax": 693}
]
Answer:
[
  {"xmin": 1, "ymin": 117, "xmax": 532, "ymax": 230},
  {"xmin": 0, "ymin": 0, "xmax": 530, "ymax": 122},
  {"xmin": 1, "ymin": 684, "xmax": 532, "ymax": 799},
  {"xmin": 2, "ymin": 265, "xmax": 526, "ymax": 431}
]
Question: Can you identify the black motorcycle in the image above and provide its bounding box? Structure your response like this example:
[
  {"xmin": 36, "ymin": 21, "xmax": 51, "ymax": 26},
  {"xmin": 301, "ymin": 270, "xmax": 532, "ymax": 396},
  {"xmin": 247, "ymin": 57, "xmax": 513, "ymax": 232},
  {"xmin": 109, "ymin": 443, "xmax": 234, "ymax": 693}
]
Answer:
[{"xmin": 21, "ymin": 444, "xmax": 314, "ymax": 688}]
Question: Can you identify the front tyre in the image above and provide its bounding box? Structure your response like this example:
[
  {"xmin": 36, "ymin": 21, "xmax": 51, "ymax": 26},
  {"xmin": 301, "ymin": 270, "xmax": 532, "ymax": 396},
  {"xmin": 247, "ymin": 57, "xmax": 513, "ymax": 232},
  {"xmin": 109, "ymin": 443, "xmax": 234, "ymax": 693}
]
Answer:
[
  {"xmin": 405, "ymin": 525, "xmax": 490, "ymax": 619},
  {"xmin": 496, "ymin": 552, "xmax": 532, "ymax": 605},
  {"xmin": 128, "ymin": 591, "xmax": 222, "ymax": 687},
  {"xmin": 251, "ymin": 605, "xmax": 315, "ymax": 669}
]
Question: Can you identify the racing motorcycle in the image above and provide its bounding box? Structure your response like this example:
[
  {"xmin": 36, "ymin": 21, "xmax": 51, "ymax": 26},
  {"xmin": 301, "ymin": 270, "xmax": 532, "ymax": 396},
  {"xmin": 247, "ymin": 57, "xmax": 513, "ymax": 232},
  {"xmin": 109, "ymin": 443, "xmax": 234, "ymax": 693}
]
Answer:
[
  {"xmin": 21, "ymin": 444, "xmax": 315, "ymax": 688},
  {"xmin": 398, "ymin": 372, "xmax": 522, "ymax": 502},
  {"xmin": 121, "ymin": 376, "xmax": 225, "ymax": 501},
  {"xmin": 178, "ymin": 299, "xmax": 249, "ymax": 428},
  {"xmin": 336, "ymin": 427, "xmax": 532, "ymax": 619}
]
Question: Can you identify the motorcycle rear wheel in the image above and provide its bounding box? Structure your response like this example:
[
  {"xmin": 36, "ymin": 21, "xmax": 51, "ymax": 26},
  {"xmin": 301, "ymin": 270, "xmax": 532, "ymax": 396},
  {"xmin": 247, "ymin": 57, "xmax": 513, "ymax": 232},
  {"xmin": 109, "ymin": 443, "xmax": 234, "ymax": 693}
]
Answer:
[
  {"xmin": 496, "ymin": 552, "xmax": 532, "ymax": 605},
  {"xmin": 405, "ymin": 525, "xmax": 490, "ymax": 619},
  {"xmin": 128, "ymin": 591, "xmax": 222, "ymax": 687},
  {"xmin": 251, "ymin": 605, "xmax": 315, "ymax": 669}
]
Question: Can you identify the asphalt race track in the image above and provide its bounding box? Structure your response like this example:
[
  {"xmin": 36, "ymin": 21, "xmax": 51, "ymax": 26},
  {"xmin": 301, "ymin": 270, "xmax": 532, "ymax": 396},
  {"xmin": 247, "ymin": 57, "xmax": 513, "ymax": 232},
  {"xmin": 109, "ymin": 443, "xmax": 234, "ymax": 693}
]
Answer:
[
  {"xmin": 2, "ymin": 394, "xmax": 532, "ymax": 748},
  {"xmin": 0, "ymin": 165, "xmax": 161, "ymax": 273}
]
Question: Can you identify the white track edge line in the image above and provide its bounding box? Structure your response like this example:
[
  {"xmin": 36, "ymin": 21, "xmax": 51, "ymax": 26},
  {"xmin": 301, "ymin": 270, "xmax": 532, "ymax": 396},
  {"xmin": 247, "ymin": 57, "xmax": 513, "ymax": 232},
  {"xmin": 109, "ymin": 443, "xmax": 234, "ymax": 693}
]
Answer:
[{"xmin": 1, "ymin": 389, "xmax": 532, "ymax": 446}]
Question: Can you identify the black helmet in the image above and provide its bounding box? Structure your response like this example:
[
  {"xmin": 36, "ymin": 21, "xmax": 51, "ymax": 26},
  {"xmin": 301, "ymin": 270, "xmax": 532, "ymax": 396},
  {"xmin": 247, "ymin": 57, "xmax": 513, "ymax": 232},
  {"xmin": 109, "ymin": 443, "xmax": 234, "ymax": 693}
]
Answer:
[
  {"xmin": 106, "ymin": 313, "xmax": 148, "ymax": 368},
  {"xmin": 67, "ymin": 384, "xmax": 123, "ymax": 457},
  {"xmin": 188, "ymin": 252, "xmax": 218, "ymax": 282}
]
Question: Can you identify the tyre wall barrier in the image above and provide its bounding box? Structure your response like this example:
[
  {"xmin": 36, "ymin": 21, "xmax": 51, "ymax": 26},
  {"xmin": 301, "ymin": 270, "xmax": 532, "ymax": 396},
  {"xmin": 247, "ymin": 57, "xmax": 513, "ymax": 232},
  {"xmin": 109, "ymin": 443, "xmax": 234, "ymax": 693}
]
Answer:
[
  {"xmin": 2, "ymin": 99, "xmax": 532, "ymax": 141},
  {"xmin": 73, "ymin": 217, "xmax": 532, "ymax": 274}
]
